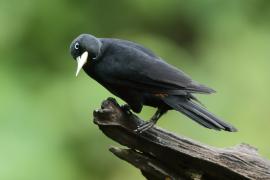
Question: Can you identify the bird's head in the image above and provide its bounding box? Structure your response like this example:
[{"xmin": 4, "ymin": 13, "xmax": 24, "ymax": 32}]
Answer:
[{"xmin": 70, "ymin": 34, "xmax": 102, "ymax": 76}]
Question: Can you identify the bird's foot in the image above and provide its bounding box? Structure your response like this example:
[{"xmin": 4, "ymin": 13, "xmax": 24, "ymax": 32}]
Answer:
[
  {"xmin": 121, "ymin": 104, "xmax": 132, "ymax": 115},
  {"xmin": 134, "ymin": 121, "xmax": 155, "ymax": 134}
]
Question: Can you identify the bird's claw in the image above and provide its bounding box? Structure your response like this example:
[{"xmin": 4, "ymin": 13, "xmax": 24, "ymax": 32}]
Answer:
[
  {"xmin": 134, "ymin": 121, "xmax": 155, "ymax": 134},
  {"xmin": 121, "ymin": 104, "xmax": 132, "ymax": 115}
]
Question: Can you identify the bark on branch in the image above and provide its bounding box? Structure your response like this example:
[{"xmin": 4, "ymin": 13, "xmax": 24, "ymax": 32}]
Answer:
[{"xmin": 93, "ymin": 98, "xmax": 270, "ymax": 180}]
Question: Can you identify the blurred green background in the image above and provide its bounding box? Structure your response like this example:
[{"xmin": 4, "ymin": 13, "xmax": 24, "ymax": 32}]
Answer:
[{"xmin": 1, "ymin": 0, "xmax": 270, "ymax": 179}]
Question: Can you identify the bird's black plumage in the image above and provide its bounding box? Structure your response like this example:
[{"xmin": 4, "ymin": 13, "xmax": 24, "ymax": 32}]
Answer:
[{"xmin": 70, "ymin": 34, "xmax": 237, "ymax": 132}]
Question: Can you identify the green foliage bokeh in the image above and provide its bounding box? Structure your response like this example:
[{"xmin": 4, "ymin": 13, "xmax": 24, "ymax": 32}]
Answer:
[{"xmin": 1, "ymin": 0, "xmax": 270, "ymax": 179}]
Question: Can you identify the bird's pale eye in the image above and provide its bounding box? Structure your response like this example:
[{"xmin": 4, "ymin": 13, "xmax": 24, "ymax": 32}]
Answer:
[{"xmin": 74, "ymin": 42, "xmax": 80, "ymax": 50}]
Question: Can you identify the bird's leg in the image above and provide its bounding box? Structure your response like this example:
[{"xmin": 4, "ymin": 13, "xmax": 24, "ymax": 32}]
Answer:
[{"xmin": 134, "ymin": 108, "xmax": 167, "ymax": 133}]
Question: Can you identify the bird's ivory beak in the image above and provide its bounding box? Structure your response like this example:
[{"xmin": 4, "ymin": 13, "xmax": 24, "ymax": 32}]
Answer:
[{"xmin": 75, "ymin": 51, "xmax": 88, "ymax": 77}]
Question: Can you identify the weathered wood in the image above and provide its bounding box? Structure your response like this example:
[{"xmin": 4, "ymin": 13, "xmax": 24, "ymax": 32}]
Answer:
[{"xmin": 93, "ymin": 98, "xmax": 270, "ymax": 180}]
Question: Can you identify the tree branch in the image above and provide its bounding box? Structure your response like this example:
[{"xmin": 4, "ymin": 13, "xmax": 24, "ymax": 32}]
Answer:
[{"xmin": 93, "ymin": 98, "xmax": 270, "ymax": 180}]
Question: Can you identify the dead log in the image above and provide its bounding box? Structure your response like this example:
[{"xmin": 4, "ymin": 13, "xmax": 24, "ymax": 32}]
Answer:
[{"xmin": 93, "ymin": 98, "xmax": 270, "ymax": 180}]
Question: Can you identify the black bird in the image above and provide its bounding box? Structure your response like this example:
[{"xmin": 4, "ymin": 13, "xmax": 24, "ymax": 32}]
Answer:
[{"xmin": 70, "ymin": 34, "xmax": 237, "ymax": 133}]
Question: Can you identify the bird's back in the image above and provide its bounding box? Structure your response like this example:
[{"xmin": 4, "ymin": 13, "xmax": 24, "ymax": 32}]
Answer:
[{"xmin": 99, "ymin": 38, "xmax": 214, "ymax": 95}]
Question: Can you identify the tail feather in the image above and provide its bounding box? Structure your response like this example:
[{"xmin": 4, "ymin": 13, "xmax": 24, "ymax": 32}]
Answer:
[
  {"xmin": 176, "ymin": 105, "xmax": 222, "ymax": 130},
  {"xmin": 163, "ymin": 96, "xmax": 237, "ymax": 132}
]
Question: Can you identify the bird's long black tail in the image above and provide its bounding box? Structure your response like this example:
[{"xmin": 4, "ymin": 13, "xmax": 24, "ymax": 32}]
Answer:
[{"xmin": 163, "ymin": 96, "xmax": 237, "ymax": 132}]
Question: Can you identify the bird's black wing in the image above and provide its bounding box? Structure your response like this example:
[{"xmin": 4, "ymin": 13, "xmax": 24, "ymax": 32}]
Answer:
[
  {"xmin": 98, "ymin": 40, "xmax": 215, "ymax": 95},
  {"xmin": 103, "ymin": 38, "xmax": 159, "ymax": 58}
]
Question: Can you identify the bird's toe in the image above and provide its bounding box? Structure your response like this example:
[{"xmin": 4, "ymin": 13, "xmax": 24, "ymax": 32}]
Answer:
[{"xmin": 121, "ymin": 104, "xmax": 132, "ymax": 115}]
